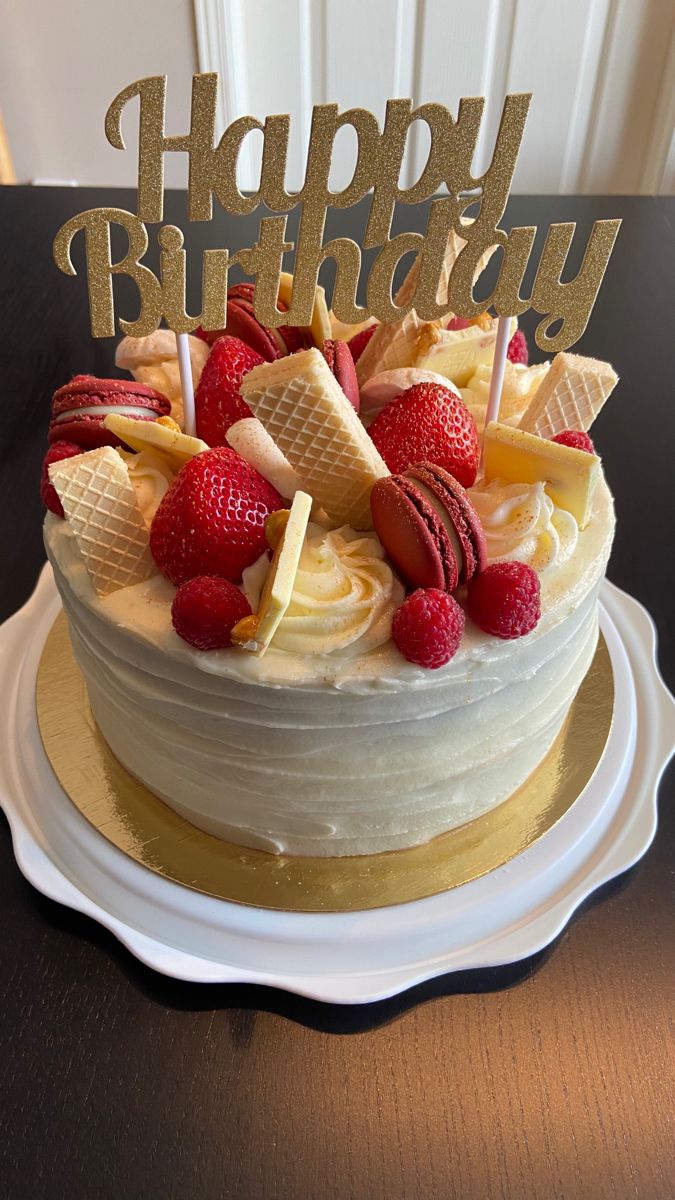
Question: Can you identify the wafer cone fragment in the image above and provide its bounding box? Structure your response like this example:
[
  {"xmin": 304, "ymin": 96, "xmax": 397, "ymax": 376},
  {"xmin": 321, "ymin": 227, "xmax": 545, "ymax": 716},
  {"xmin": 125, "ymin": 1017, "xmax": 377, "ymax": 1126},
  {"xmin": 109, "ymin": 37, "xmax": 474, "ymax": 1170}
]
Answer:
[
  {"xmin": 49, "ymin": 447, "xmax": 155, "ymax": 595},
  {"xmin": 240, "ymin": 349, "xmax": 388, "ymax": 529},
  {"xmin": 518, "ymin": 353, "xmax": 618, "ymax": 439}
]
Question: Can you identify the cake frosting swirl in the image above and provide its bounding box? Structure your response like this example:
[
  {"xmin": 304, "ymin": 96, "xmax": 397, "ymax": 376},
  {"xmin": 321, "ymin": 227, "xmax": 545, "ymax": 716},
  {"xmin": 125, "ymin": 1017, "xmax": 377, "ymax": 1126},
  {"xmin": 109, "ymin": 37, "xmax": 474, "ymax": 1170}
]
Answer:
[
  {"xmin": 469, "ymin": 479, "xmax": 578, "ymax": 575},
  {"xmin": 260, "ymin": 524, "xmax": 403, "ymax": 656}
]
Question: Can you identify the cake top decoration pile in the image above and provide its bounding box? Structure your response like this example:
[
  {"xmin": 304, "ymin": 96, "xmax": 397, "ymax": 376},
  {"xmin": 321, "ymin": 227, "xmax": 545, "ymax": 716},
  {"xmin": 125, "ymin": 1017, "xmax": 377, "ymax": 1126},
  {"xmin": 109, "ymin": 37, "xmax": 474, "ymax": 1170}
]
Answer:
[{"xmin": 52, "ymin": 75, "xmax": 620, "ymax": 354}]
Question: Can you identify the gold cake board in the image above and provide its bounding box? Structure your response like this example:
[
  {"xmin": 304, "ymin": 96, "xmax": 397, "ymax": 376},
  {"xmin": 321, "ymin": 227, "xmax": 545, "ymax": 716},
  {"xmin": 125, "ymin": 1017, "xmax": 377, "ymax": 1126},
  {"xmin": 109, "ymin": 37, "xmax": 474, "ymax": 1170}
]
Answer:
[{"xmin": 36, "ymin": 613, "xmax": 614, "ymax": 913}]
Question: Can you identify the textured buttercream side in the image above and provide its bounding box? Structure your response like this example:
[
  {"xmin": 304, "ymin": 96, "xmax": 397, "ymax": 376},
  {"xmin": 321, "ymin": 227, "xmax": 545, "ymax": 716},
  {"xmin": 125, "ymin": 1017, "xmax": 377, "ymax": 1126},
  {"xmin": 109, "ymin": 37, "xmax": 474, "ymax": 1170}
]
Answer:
[{"xmin": 44, "ymin": 477, "xmax": 615, "ymax": 856}]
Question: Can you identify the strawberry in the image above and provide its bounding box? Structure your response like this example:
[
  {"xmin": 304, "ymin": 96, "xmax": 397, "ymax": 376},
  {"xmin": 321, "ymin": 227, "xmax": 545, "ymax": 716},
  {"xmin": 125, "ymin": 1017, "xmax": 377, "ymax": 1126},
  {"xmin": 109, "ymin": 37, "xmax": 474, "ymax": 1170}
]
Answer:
[
  {"xmin": 195, "ymin": 336, "xmax": 264, "ymax": 446},
  {"xmin": 41, "ymin": 441, "xmax": 82, "ymax": 516},
  {"xmin": 368, "ymin": 382, "xmax": 480, "ymax": 488},
  {"xmin": 507, "ymin": 329, "xmax": 529, "ymax": 365},
  {"xmin": 150, "ymin": 447, "xmax": 283, "ymax": 585},
  {"xmin": 347, "ymin": 323, "xmax": 377, "ymax": 363}
]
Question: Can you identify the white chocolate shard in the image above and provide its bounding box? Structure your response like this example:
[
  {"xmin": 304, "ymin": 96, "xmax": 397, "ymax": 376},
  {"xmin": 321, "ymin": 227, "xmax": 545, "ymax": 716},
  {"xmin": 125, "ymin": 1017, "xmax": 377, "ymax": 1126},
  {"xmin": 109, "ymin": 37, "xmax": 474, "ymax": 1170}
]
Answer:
[
  {"xmin": 415, "ymin": 316, "xmax": 518, "ymax": 387},
  {"xmin": 232, "ymin": 492, "xmax": 313, "ymax": 655},
  {"xmin": 115, "ymin": 332, "xmax": 209, "ymax": 428},
  {"xmin": 355, "ymin": 222, "xmax": 497, "ymax": 385},
  {"xmin": 103, "ymin": 413, "xmax": 208, "ymax": 470},
  {"xmin": 49, "ymin": 447, "xmax": 155, "ymax": 595},
  {"xmin": 226, "ymin": 418, "xmax": 306, "ymax": 499},
  {"xmin": 240, "ymin": 348, "xmax": 388, "ymax": 529},
  {"xmin": 483, "ymin": 421, "xmax": 600, "ymax": 529},
  {"xmin": 518, "ymin": 353, "xmax": 618, "ymax": 439}
]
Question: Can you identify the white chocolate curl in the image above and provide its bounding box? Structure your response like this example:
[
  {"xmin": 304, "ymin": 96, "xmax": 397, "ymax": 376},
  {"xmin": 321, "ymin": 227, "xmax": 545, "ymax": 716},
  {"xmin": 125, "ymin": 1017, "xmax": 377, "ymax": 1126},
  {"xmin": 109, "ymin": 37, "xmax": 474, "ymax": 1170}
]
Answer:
[
  {"xmin": 226, "ymin": 418, "xmax": 306, "ymax": 500},
  {"xmin": 115, "ymin": 332, "xmax": 209, "ymax": 429}
]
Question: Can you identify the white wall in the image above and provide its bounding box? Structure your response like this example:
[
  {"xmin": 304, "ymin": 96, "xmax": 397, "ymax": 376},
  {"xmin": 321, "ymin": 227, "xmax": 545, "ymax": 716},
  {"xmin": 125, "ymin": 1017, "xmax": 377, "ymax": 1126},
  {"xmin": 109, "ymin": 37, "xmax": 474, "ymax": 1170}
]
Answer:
[
  {"xmin": 1, "ymin": 0, "xmax": 673, "ymax": 192},
  {"xmin": 0, "ymin": 0, "xmax": 198, "ymax": 186}
]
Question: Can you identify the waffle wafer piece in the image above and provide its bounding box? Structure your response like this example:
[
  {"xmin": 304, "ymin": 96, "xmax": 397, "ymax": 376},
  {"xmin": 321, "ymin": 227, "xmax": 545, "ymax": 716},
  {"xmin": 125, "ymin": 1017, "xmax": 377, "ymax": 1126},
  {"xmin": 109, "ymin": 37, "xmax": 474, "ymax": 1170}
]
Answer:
[
  {"xmin": 240, "ymin": 349, "xmax": 388, "ymax": 529},
  {"xmin": 49, "ymin": 447, "xmax": 155, "ymax": 595},
  {"xmin": 518, "ymin": 353, "xmax": 618, "ymax": 439}
]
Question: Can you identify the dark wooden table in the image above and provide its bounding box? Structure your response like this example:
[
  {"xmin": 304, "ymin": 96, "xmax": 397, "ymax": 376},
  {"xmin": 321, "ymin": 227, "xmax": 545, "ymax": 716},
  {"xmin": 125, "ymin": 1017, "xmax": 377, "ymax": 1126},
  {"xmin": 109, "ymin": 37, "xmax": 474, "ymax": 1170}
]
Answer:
[{"xmin": 0, "ymin": 188, "xmax": 673, "ymax": 1200}]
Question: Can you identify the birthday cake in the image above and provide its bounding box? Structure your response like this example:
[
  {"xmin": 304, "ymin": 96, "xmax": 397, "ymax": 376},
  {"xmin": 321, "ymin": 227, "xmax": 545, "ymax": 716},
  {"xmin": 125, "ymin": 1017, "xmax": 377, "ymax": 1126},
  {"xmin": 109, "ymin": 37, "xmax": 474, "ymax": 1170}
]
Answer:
[
  {"xmin": 42, "ymin": 246, "xmax": 618, "ymax": 856},
  {"xmin": 40, "ymin": 80, "xmax": 622, "ymax": 859}
]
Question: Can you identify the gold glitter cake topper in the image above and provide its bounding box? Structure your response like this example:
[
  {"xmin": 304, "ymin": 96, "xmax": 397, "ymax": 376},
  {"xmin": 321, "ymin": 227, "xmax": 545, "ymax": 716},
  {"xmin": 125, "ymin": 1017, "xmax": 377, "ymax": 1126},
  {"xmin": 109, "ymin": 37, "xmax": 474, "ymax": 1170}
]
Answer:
[{"xmin": 53, "ymin": 74, "xmax": 621, "ymax": 351}]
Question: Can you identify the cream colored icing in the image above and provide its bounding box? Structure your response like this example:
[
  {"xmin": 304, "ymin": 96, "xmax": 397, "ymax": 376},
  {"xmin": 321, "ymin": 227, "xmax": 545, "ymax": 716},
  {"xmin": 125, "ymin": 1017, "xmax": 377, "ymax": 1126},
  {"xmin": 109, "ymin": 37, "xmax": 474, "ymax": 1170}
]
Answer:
[
  {"xmin": 469, "ymin": 479, "xmax": 578, "ymax": 575},
  {"xmin": 269, "ymin": 524, "xmax": 403, "ymax": 656},
  {"xmin": 118, "ymin": 449, "xmax": 176, "ymax": 525},
  {"xmin": 44, "ymin": 475, "xmax": 615, "ymax": 856}
]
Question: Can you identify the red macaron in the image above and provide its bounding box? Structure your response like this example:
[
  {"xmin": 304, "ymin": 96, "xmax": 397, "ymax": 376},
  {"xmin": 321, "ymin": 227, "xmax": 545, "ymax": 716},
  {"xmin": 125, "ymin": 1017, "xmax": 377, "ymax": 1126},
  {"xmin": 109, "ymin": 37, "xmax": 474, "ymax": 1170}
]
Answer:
[
  {"xmin": 322, "ymin": 339, "xmax": 360, "ymax": 412},
  {"xmin": 370, "ymin": 462, "xmax": 486, "ymax": 593},
  {"xmin": 48, "ymin": 376, "xmax": 171, "ymax": 449},
  {"xmin": 199, "ymin": 283, "xmax": 315, "ymax": 360}
]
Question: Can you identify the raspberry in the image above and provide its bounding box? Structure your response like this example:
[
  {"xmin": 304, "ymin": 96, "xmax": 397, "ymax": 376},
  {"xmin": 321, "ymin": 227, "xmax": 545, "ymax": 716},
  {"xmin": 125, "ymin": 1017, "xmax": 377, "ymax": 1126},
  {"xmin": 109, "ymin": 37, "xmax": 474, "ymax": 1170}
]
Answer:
[
  {"xmin": 552, "ymin": 430, "xmax": 595, "ymax": 454},
  {"xmin": 150, "ymin": 446, "xmax": 282, "ymax": 585},
  {"xmin": 195, "ymin": 335, "xmax": 264, "ymax": 445},
  {"xmin": 392, "ymin": 588, "xmax": 465, "ymax": 669},
  {"xmin": 369, "ymin": 382, "xmax": 480, "ymax": 488},
  {"xmin": 171, "ymin": 576, "xmax": 251, "ymax": 650},
  {"xmin": 467, "ymin": 562, "xmax": 540, "ymax": 639},
  {"xmin": 40, "ymin": 441, "xmax": 82, "ymax": 516},
  {"xmin": 347, "ymin": 323, "xmax": 377, "ymax": 363},
  {"xmin": 507, "ymin": 329, "xmax": 529, "ymax": 365}
]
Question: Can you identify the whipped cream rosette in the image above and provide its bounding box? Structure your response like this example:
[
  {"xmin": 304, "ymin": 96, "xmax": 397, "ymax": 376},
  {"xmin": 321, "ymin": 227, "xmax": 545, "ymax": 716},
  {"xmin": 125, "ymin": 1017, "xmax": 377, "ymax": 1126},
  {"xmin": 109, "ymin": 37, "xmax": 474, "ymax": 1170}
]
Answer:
[
  {"xmin": 245, "ymin": 523, "xmax": 404, "ymax": 657},
  {"xmin": 469, "ymin": 479, "xmax": 578, "ymax": 575}
]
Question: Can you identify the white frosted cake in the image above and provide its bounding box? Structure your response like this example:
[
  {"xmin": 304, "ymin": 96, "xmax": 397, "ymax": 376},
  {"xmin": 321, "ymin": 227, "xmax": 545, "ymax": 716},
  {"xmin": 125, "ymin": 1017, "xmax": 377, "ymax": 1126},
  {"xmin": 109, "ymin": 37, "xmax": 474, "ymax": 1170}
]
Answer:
[
  {"xmin": 42, "ymin": 282, "xmax": 618, "ymax": 859},
  {"xmin": 44, "ymin": 473, "xmax": 613, "ymax": 856}
]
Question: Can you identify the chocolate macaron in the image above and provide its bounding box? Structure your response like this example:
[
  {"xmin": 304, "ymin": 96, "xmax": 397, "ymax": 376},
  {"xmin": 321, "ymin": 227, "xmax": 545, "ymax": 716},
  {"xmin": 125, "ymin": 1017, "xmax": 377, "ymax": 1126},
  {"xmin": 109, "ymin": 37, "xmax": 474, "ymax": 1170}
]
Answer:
[
  {"xmin": 322, "ymin": 339, "xmax": 360, "ymax": 412},
  {"xmin": 48, "ymin": 376, "xmax": 171, "ymax": 449},
  {"xmin": 370, "ymin": 462, "xmax": 486, "ymax": 592}
]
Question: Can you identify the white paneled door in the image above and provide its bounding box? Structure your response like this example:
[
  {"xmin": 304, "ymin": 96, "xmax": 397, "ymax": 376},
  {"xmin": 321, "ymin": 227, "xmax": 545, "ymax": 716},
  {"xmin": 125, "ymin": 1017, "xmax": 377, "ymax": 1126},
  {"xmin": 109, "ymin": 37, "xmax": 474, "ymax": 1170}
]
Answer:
[{"xmin": 194, "ymin": 0, "xmax": 675, "ymax": 194}]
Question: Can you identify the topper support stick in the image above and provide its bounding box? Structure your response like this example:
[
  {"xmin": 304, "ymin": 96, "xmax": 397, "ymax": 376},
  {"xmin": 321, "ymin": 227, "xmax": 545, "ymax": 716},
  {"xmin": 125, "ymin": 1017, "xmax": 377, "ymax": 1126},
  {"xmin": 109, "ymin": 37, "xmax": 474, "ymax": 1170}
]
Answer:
[
  {"xmin": 175, "ymin": 330, "xmax": 195, "ymax": 435},
  {"xmin": 485, "ymin": 315, "xmax": 511, "ymax": 430}
]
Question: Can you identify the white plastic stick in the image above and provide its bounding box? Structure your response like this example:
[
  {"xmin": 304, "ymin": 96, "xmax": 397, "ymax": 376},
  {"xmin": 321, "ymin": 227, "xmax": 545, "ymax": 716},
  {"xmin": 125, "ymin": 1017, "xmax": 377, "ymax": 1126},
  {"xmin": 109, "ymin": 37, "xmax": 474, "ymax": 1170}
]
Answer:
[
  {"xmin": 484, "ymin": 315, "xmax": 511, "ymax": 430},
  {"xmin": 175, "ymin": 331, "xmax": 195, "ymax": 436}
]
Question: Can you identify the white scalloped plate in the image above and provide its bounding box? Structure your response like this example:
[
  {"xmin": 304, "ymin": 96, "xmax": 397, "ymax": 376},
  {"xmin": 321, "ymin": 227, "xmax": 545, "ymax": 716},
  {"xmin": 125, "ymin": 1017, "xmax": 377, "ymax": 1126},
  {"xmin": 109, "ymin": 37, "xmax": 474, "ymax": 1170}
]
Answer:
[{"xmin": 1, "ymin": 566, "xmax": 673, "ymax": 1004}]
